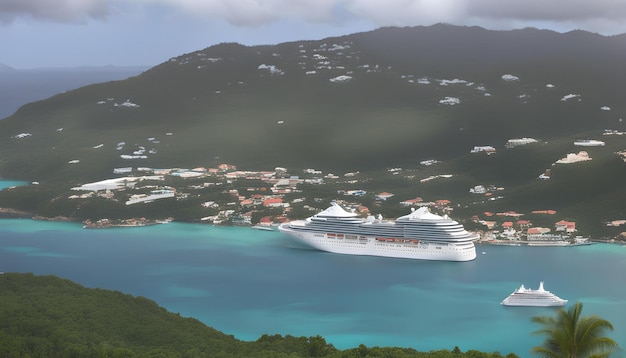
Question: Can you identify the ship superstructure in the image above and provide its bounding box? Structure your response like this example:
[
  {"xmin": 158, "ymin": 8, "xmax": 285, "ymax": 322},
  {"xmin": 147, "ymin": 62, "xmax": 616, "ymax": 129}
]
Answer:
[{"xmin": 501, "ymin": 281, "xmax": 567, "ymax": 307}]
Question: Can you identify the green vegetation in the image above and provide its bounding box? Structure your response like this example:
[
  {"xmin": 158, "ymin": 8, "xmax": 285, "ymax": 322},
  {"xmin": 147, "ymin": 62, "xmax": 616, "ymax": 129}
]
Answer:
[
  {"xmin": 531, "ymin": 302, "xmax": 618, "ymax": 358},
  {"xmin": 0, "ymin": 273, "xmax": 517, "ymax": 358},
  {"xmin": 0, "ymin": 25, "xmax": 625, "ymax": 237}
]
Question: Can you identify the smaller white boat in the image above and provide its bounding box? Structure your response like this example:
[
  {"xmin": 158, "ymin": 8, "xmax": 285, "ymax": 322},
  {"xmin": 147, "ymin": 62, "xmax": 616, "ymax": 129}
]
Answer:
[{"xmin": 501, "ymin": 281, "xmax": 567, "ymax": 307}]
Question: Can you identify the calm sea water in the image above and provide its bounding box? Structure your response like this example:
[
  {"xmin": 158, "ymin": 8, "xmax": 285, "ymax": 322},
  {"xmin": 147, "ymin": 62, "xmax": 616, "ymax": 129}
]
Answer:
[{"xmin": 1, "ymin": 182, "xmax": 625, "ymax": 357}]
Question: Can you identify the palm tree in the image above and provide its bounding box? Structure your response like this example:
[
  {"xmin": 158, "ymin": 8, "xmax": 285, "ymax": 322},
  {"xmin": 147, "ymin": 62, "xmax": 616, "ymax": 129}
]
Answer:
[{"xmin": 531, "ymin": 302, "xmax": 618, "ymax": 357}]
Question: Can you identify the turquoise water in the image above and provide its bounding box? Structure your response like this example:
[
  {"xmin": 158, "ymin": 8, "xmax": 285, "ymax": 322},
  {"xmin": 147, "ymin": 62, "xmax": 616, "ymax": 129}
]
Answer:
[
  {"xmin": 1, "ymin": 180, "xmax": 625, "ymax": 356},
  {"xmin": 0, "ymin": 179, "xmax": 29, "ymax": 190},
  {"xmin": 1, "ymin": 218, "xmax": 626, "ymax": 357}
]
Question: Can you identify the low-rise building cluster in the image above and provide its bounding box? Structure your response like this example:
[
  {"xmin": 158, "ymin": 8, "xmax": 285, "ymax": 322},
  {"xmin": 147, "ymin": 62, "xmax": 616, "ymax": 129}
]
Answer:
[{"xmin": 66, "ymin": 161, "xmax": 615, "ymax": 242}]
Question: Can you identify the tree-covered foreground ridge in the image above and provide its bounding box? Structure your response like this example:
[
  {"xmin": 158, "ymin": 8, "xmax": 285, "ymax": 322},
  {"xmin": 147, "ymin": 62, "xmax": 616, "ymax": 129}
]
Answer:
[
  {"xmin": 531, "ymin": 302, "xmax": 619, "ymax": 358},
  {"xmin": 0, "ymin": 273, "xmax": 526, "ymax": 358},
  {"xmin": 0, "ymin": 273, "xmax": 621, "ymax": 357}
]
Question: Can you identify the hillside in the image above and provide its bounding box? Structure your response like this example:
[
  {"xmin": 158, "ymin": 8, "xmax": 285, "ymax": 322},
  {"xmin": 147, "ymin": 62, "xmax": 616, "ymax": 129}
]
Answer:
[
  {"xmin": 0, "ymin": 24, "xmax": 625, "ymax": 235},
  {"xmin": 0, "ymin": 66, "xmax": 148, "ymax": 119},
  {"xmin": 2, "ymin": 25, "xmax": 625, "ymax": 177},
  {"xmin": 0, "ymin": 273, "xmax": 516, "ymax": 358}
]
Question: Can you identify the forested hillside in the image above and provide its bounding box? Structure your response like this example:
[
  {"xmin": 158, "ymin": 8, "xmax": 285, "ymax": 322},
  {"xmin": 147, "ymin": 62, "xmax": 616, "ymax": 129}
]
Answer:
[
  {"xmin": 0, "ymin": 273, "xmax": 517, "ymax": 357},
  {"xmin": 0, "ymin": 24, "xmax": 625, "ymax": 237}
]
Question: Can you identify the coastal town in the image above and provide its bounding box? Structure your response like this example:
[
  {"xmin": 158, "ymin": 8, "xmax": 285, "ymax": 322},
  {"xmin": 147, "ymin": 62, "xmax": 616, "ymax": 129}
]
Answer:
[{"xmin": 64, "ymin": 159, "xmax": 626, "ymax": 245}]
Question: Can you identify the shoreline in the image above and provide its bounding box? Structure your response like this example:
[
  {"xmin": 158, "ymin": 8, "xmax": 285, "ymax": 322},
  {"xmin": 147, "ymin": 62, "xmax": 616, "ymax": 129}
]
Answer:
[
  {"xmin": 82, "ymin": 217, "xmax": 173, "ymax": 229},
  {"xmin": 1, "ymin": 204, "xmax": 624, "ymax": 245},
  {"xmin": 0, "ymin": 207, "xmax": 34, "ymax": 219}
]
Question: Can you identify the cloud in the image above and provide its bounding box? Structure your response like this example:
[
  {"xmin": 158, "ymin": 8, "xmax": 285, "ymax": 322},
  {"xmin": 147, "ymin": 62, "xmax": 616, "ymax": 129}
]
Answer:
[
  {"xmin": 345, "ymin": 0, "xmax": 468, "ymax": 26},
  {"xmin": 149, "ymin": 0, "xmax": 626, "ymax": 29},
  {"xmin": 148, "ymin": 0, "xmax": 341, "ymax": 26},
  {"xmin": 2, "ymin": 0, "xmax": 626, "ymax": 34},
  {"xmin": 0, "ymin": 0, "xmax": 111, "ymax": 24},
  {"xmin": 469, "ymin": 0, "xmax": 626, "ymax": 21}
]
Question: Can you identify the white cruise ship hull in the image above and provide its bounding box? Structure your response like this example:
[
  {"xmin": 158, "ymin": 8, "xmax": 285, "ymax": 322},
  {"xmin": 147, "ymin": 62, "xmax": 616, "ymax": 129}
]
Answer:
[
  {"xmin": 501, "ymin": 298, "xmax": 567, "ymax": 307},
  {"xmin": 278, "ymin": 225, "xmax": 477, "ymax": 262}
]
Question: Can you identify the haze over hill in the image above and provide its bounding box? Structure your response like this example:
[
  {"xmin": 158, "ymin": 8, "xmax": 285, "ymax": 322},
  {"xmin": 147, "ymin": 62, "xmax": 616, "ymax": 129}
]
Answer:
[
  {"xmin": 0, "ymin": 24, "xmax": 625, "ymax": 235},
  {"xmin": 0, "ymin": 66, "xmax": 148, "ymax": 119},
  {"xmin": 0, "ymin": 63, "xmax": 14, "ymax": 71}
]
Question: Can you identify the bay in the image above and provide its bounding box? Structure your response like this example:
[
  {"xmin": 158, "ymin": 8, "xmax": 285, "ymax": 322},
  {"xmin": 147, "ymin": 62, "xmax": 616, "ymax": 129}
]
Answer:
[{"xmin": 1, "ymin": 217, "xmax": 626, "ymax": 357}]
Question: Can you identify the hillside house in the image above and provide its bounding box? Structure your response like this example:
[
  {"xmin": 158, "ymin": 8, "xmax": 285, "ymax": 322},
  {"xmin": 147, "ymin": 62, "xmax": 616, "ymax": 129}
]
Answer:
[
  {"xmin": 239, "ymin": 199, "xmax": 254, "ymax": 207},
  {"xmin": 501, "ymin": 222, "xmax": 516, "ymax": 237},
  {"xmin": 400, "ymin": 198, "xmax": 423, "ymax": 206},
  {"xmin": 532, "ymin": 210, "xmax": 557, "ymax": 215},
  {"xmin": 496, "ymin": 211, "xmax": 524, "ymax": 217},
  {"xmin": 345, "ymin": 189, "xmax": 366, "ymax": 196},
  {"xmin": 527, "ymin": 227, "xmax": 551, "ymax": 235},
  {"xmin": 555, "ymin": 220, "xmax": 576, "ymax": 233},
  {"xmin": 218, "ymin": 163, "xmax": 237, "ymax": 171},
  {"xmin": 516, "ymin": 220, "xmax": 532, "ymax": 230},
  {"xmin": 263, "ymin": 198, "xmax": 289, "ymax": 208},
  {"xmin": 113, "ymin": 167, "xmax": 132, "ymax": 174},
  {"xmin": 258, "ymin": 216, "xmax": 274, "ymax": 226},
  {"xmin": 470, "ymin": 146, "xmax": 496, "ymax": 155},
  {"xmin": 376, "ymin": 192, "xmax": 395, "ymax": 201},
  {"xmin": 470, "ymin": 185, "xmax": 487, "ymax": 194}
]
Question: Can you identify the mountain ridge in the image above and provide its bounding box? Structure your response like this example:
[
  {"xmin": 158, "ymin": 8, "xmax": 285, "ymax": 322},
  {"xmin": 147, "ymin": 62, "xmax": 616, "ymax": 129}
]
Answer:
[{"xmin": 3, "ymin": 24, "xmax": 625, "ymax": 175}]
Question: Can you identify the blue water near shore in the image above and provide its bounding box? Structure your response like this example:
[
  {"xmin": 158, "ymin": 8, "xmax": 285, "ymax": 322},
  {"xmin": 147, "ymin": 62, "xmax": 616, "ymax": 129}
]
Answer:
[
  {"xmin": 1, "ymin": 180, "xmax": 626, "ymax": 356},
  {"xmin": 1, "ymin": 218, "xmax": 626, "ymax": 357},
  {"xmin": 0, "ymin": 179, "xmax": 29, "ymax": 188}
]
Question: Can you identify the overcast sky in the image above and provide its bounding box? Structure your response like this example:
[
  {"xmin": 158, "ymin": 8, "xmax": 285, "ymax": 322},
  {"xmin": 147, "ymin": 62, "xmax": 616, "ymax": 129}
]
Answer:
[{"xmin": 1, "ymin": 0, "xmax": 625, "ymax": 69}]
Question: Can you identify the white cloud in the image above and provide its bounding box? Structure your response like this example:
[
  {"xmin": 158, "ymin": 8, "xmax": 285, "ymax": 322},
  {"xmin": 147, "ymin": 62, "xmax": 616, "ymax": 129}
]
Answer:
[
  {"xmin": 3, "ymin": 0, "xmax": 626, "ymax": 35},
  {"xmin": 139, "ymin": 0, "xmax": 626, "ymax": 34},
  {"xmin": 140, "ymin": 0, "xmax": 340, "ymax": 26},
  {"xmin": 0, "ymin": 0, "xmax": 110, "ymax": 23},
  {"xmin": 345, "ymin": 0, "xmax": 467, "ymax": 27}
]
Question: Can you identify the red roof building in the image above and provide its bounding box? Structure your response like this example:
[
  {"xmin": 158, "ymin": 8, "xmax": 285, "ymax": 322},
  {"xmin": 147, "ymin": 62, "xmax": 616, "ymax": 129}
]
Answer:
[
  {"xmin": 532, "ymin": 210, "xmax": 557, "ymax": 215},
  {"xmin": 240, "ymin": 199, "xmax": 254, "ymax": 207},
  {"xmin": 400, "ymin": 198, "xmax": 423, "ymax": 206},
  {"xmin": 527, "ymin": 227, "xmax": 551, "ymax": 235},
  {"xmin": 259, "ymin": 216, "xmax": 273, "ymax": 225},
  {"xmin": 263, "ymin": 198, "xmax": 283, "ymax": 207},
  {"xmin": 516, "ymin": 220, "xmax": 532, "ymax": 229},
  {"xmin": 555, "ymin": 220, "xmax": 576, "ymax": 233}
]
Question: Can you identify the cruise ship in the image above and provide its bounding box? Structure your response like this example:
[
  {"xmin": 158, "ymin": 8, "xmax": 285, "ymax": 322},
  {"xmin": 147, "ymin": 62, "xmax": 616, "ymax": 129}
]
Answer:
[
  {"xmin": 278, "ymin": 203, "xmax": 477, "ymax": 261},
  {"xmin": 501, "ymin": 281, "xmax": 567, "ymax": 307}
]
